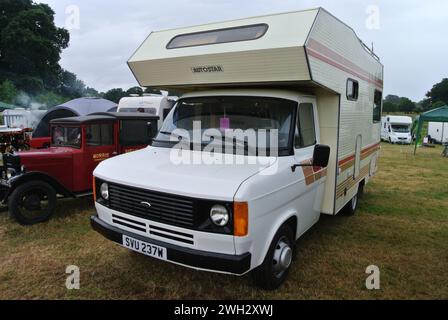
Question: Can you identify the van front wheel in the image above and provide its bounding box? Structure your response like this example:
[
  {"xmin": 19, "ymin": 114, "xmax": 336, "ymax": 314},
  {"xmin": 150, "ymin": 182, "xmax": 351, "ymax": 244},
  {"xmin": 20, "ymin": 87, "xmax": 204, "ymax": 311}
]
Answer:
[{"xmin": 252, "ymin": 224, "xmax": 295, "ymax": 290}]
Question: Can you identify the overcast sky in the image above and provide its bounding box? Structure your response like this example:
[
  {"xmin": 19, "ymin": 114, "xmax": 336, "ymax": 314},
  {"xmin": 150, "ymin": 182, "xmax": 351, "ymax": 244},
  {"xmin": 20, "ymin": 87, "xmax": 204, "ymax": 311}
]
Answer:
[{"xmin": 40, "ymin": 0, "xmax": 448, "ymax": 101}]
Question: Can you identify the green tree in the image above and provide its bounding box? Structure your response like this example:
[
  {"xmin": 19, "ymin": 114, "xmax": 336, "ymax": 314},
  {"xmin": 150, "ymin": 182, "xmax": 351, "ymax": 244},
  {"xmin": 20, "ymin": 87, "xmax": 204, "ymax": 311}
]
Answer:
[
  {"xmin": 418, "ymin": 98, "xmax": 431, "ymax": 112},
  {"xmin": 59, "ymin": 70, "xmax": 86, "ymax": 98},
  {"xmin": 0, "ymin": 80, "xmax": 18, "ymax": 104},
  {"xmin": 84, "ymin": 87, "xmax": 100, "ymax": 97},
  {"xmin": 0, "ymin": 1, "xmax": 69, "ymax": 91},
  {"xmin": 385, "ymin": 95, "xmax": 400, "ymax": 105},
  {"xmin": 35, "ymin": 91, "xmax": 66, "ymax": 109},
  {"xmin": 144, "ymin": 87, "xmax": 162, "ymax": 95},
  {"xmin": 397, "ymin": 97, "xmax": 416, "ymax": 113},
  {"xmin": 103, "ymin": 88, "xmax": 126, "ymax": 103},
  {"xmin": 127, "ymin": 86, "xmax": 143, "ymax": 96},
  {"xmin": 382, "ymin": 100, "xmax": 397, "ymax": 113},
  {"xmin": 426, "ymin": 78, "xmax": 448, "ymax": 105}
]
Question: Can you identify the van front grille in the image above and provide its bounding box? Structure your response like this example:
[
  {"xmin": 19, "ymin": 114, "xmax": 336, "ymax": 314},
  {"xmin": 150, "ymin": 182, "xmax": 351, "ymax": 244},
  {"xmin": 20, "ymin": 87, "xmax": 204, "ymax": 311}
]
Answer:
[{"xmin": 108, "ymin": 183, "xmax": 195, "ymax": 228}]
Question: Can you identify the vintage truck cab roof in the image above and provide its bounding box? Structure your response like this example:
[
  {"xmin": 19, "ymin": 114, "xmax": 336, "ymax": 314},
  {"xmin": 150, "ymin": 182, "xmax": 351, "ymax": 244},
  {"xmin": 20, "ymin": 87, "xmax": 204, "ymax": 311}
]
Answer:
[{"xmin": 50, "ymin": 112, "xmax": 160, "ymax": 125}]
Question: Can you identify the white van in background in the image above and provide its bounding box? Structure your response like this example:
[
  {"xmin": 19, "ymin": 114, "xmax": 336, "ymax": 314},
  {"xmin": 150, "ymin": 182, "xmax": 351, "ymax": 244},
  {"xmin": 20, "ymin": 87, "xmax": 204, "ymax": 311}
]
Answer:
[
  {"xmin": 381, "ymin": 116, "xmax": 413, "ymax": 144},
  {"xmin": 428, "ymin": 122, "xmax": 448, "ymax": 144},
  {"xmin": 118, "ymin": 94, "xmax": 177, "ymax": 128}
]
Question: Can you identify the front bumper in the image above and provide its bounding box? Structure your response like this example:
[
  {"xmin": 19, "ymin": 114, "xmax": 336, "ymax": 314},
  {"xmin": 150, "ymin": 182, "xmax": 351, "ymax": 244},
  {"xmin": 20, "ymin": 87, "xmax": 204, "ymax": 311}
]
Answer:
[
  {"xmin": 91, "ymin": 216, "xmax": 251, "ymax": 275},
  {"xmin": 391, "ymin": 137, "xmax": 412, "ymax": 144}
]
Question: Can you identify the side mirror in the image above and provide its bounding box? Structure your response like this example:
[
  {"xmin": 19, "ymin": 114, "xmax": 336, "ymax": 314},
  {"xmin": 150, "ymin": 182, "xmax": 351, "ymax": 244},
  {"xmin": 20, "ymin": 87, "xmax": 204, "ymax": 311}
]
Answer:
[
  {"xmin": 312, "ymin": 144, "xmax": 331, "ymax": 168},
  {"xmin": 291, "ymin": 144, "xmax": 331, "ymax": 172}
]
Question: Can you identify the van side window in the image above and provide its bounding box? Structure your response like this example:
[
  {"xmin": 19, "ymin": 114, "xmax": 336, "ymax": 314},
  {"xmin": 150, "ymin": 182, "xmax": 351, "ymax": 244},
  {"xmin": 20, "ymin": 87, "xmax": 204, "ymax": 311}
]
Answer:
[
  {"xmin": 347, "ymin": 79, "xmax": 359, "ymax": 101},
  {"xmin": 86, "ymin": 124, "xmax": 114, "ymax": 146},
  {"xmin": 373, "ymin": 90, "xmax": 382, "ymax": 123},
  {"xmin": 295, "ymin": 103, "xmax": 316, "ymax": 148}
]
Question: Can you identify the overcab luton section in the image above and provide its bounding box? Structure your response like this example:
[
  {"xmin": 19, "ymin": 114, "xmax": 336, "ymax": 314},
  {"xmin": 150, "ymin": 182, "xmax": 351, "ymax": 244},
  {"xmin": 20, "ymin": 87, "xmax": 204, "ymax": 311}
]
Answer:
[{"xmin": 128, "ymin": 8, "xmax": 384, "ymax": 215}]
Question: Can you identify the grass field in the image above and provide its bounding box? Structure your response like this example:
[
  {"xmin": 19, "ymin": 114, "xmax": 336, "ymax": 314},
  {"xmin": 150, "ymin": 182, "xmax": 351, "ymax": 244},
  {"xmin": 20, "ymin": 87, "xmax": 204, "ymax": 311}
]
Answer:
[{"xmin": 0, "ymin": 143, "xmax": 447, "ymax": 300}]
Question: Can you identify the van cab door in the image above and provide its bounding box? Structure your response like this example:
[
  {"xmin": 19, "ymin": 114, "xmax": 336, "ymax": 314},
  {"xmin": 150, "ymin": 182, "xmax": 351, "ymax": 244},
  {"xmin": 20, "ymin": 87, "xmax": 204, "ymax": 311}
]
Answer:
[
  {"xmin": 292, "ymin": 99, "xmax": 326, "ymax": 235},
  {"xmin": 80, "ymin": 122, "xmax": 117, "ymax": 192}
]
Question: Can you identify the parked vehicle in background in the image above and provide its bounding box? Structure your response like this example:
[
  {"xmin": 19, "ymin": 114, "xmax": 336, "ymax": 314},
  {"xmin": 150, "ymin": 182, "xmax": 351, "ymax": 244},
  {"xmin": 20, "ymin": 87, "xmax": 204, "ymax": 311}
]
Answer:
[
  {"xmin": 428, "ymin": 122, "xmax": 448, "ymax": 144},
  {"xmin": 0, "ymin": 127, "xmax": 32, "ymax": 152},
  {"xmin": 30, "ymin": 97, "xmax": 117, "ymax": 149},
  {"xmin": 381, "ymin": 116, "xmax": 413, "ymax": 144},
  {"xmin": 0, "ymin": 113, "xmax": 158, "ymax": 225},
  {"xmin": 118, "ymin": 94, "xmax": 177, "ymax": 129},
  {"xmin": 92, "ymin": 8, "xmax": 383, "ymax": 289},
  {"xmin": 3, "ymin": 108, "xmax": 46, "ymax": 130}
]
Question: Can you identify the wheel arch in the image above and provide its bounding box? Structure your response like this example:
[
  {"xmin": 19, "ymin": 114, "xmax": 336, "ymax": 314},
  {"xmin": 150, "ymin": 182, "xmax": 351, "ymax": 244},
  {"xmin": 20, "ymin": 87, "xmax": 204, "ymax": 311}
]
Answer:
[
  {"xmin": 6, "ymin": 172, "xmax": 73, "ymax": 200},
  {"xmin": 253, "ymin": 211, "xmax": 299, "ymax": 269}
]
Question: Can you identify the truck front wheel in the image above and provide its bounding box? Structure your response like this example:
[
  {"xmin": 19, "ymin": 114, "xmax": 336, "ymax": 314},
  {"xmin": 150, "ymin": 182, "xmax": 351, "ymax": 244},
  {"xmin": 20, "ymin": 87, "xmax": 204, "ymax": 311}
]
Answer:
[
  {"xmin": 252, "ymin": 224, "xmax": 295, "ymax": 290},
  {"xmin": 8, "ymin": 181, "xmax": 57, "ymax": 225}
]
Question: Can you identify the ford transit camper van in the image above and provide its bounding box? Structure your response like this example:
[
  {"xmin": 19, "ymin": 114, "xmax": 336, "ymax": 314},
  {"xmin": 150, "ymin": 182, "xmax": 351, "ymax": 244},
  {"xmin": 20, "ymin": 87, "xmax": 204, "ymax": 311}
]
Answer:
[{"xmin": 91, "ymin": 8, "xmax": 383, "ymax": 289}]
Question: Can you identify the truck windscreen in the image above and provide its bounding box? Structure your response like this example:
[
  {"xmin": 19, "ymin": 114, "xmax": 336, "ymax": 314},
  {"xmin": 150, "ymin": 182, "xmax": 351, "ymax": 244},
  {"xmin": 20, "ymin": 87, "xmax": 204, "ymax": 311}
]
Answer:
[{"xmin": 51, "ymin": 126, "xmax": 81, "ymax": 148}]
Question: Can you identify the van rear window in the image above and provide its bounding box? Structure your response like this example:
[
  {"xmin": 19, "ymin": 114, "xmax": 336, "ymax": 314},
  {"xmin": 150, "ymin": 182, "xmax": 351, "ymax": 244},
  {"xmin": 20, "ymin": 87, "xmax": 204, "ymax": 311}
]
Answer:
[{"xmin": 167, "ymin": 24, "xmax": 268, "ymax": 49}]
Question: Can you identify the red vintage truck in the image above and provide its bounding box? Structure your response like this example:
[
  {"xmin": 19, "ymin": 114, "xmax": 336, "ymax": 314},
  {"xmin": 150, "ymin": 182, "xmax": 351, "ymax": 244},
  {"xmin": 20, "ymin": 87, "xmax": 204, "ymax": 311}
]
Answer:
[{"xmin": 0, "ymin": 112, "xmax": 159, "ymax": 225}]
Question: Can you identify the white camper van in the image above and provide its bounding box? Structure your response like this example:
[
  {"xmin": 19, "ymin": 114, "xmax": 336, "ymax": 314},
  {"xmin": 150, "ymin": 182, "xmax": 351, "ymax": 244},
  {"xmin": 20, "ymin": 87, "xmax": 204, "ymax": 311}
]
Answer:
[
  {"xmin": 428, "ymin": 122, "xmax": 448, "ymax": 144},
  {"xmin": 118, "ymin": 95, "xmax": 176, "ymax": 128},
  {"xmin": 91, "ymin": 8, "xmax": 383, "ymax": 289},
  {"xmin": 381, "ymin": 115, "xmax": 413, "ymax": 144}
]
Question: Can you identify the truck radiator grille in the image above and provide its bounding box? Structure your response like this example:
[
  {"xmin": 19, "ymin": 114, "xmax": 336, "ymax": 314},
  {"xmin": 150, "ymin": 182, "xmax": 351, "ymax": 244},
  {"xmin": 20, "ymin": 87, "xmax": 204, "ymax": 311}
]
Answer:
[{"xmin": 108, "ymin": 183, "xmax": 195, "ymax": 228}]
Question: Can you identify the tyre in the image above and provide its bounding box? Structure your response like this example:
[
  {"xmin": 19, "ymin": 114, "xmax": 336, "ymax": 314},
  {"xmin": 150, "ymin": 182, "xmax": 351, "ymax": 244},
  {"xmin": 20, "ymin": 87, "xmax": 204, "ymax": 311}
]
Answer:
[
  {"xmin": 342, "ymin": 184, "xmax": 360, "ymax": 216},
  {"xmin": 8, "ymin": 181, "xmax": 57, "ymax": 225},
  {"xmin": 252, "ymin": 224, "xmax": 295, "ymax": 290}
]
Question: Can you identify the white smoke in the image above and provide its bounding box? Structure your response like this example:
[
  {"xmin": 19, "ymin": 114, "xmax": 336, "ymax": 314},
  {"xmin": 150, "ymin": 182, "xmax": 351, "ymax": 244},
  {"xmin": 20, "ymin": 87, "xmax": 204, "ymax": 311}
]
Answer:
[{"xmin": 3, "ymin": 92, "xmax": 47, "ymax": 129}]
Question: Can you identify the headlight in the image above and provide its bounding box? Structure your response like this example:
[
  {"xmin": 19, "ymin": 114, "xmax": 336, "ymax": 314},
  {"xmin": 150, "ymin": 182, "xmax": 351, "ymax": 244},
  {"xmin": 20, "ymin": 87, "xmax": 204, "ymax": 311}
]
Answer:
[
  {"xmin": 210, "ymin": 205, "xmax": 229, "ymax": 227},
  {"xmin": 6, "ymin": 168, "xmax": 16, "ymax": 179},
  {"xmin": 100, "ymin": 183, "xmax": 109, "ymax": 200}
]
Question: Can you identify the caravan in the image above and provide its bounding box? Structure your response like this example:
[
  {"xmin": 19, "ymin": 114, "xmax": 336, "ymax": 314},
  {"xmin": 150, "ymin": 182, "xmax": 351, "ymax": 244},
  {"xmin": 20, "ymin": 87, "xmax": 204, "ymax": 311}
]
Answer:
[
  {"xmin": 91, "ymin": 8, "xmax": 383, "ymax": 289},
  {"xmin": 381, "ymin": 115, "xmax": 413, "ymax": 144},
  {"xmin": 118, "ymin": 95, "xmax": 177, "ymax": 129},
  {"xmin": 428, "ymin": 122, "xmax": 448, "ymax": 144}
]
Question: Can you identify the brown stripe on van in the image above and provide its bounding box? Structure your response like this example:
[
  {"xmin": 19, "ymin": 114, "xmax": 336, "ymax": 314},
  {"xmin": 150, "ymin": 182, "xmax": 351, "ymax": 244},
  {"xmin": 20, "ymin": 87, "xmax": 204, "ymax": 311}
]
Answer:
[
  {"xmin": 336, "ymin": 165, "xmax": 371, "ymax": 200},
  {"xmin": 300, "ymin": 159, "xmax": 315, "ymax": 186}
]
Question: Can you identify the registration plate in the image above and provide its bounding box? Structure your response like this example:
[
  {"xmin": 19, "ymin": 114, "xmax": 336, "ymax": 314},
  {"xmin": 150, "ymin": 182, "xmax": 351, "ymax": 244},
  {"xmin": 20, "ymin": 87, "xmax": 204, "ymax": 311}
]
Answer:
[{"xmin": 122, "ymin": 235, "xmax": 167, "ymax": 260}]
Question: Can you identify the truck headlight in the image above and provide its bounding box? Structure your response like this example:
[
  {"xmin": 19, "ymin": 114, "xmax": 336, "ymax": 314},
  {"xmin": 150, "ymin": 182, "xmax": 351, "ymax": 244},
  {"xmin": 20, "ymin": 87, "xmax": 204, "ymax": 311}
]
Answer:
[
  {"xmin": 210, "ymin": 205, "xmax": 229, "ymax": 227},
  {"xmin": 6, "ymin": 168, "xmax": 16, "ymax": 179},
  {"xmin": 100, "ymin": 183, "xmax": 109, "ymax": 200}
]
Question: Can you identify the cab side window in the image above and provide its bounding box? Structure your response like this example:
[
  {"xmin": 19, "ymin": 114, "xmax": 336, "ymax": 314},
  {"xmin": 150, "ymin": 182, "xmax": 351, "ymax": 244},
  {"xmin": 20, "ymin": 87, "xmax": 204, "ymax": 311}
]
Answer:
[
  {"xmin": 86, "ymin": 124, "xmax": 114, "ymax": 147},
  {"xmin": 295, "ymin": 103, "xmax": 316, "ymax": 148}
]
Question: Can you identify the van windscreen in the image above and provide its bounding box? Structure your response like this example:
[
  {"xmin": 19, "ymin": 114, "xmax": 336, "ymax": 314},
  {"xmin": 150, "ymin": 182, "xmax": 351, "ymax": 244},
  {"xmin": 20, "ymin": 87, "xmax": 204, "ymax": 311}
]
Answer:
[{"xmin": 154, "ymin": 96, "xmax": 297, "ymax": 156}]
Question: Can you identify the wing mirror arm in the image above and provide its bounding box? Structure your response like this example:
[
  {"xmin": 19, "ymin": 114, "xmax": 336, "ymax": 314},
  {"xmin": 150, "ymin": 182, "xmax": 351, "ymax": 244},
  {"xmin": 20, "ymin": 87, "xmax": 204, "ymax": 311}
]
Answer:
[
  {"xmin": 291, "ymin": 163, "xmax": 311, "ymax": 173},
  {"xmin": 291, "ymin": 144, "xmax": 331, "ymax": 173}
]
